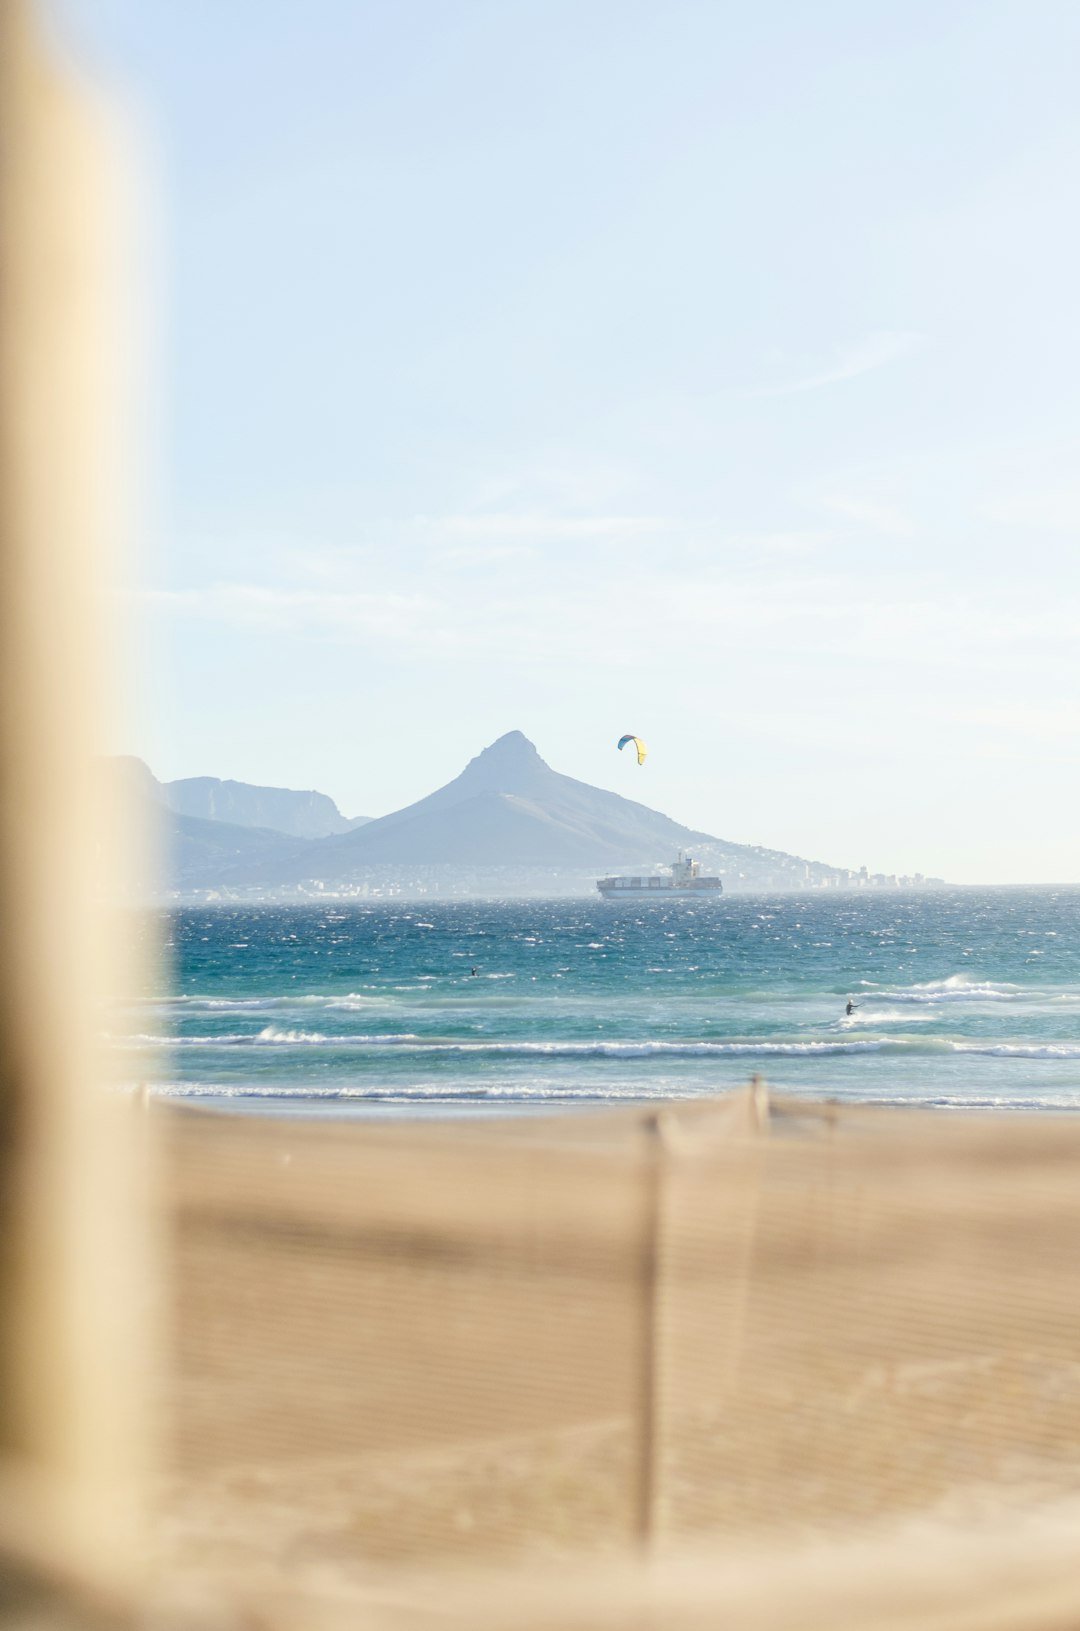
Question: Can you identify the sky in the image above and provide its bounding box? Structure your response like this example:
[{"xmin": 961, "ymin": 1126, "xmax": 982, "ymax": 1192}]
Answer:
[{"xmin": 48, "ymin": 0, "xmax": 1080, "ymax": 884}]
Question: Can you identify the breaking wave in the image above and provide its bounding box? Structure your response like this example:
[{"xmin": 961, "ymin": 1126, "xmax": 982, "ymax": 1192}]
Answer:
[
  {"xmin": 156, "ymin": 992, "xmax": 388, "ymax": 1013},
  {"xmin": 867, "ymin": 976, "xmax": 1025, "ymax": 1004},
  {"xmin": 118, "ymin": 1033, "xmax": 1080, "ymax": 1060}
]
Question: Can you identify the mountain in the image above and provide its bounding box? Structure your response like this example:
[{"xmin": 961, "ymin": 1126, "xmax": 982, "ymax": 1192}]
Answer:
[
  {"xmin": 160, "ymin": 775, "xmax": 369, "ymax": 840},
  {"xmin": 233, "ymin": 731, "xmax": 714, "ymax": 884},
  {"xmin": 110, "ymin": 755, "xmax": 164, "ymax": 803},
  {"xmin": 112, "ymin": 739, "xmax": 936, "ymax": 897},
  {"xmin": 107, "ymin": 759, "xmax": 317, "ymax": 890},
  {"xmin": 167, "ymin": 811, "xmax": 315, "ymax": 890}
]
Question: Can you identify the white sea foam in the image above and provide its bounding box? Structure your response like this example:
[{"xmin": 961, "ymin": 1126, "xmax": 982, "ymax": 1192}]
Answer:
[
  {"xmin": 869, "ymin": 975, "xmax": 1027, "ymax": 1004},
  {"xmin": 432, "ymin": 1039, "xmax": 899, "ymax": 1057},
  {"xmin": 952, "ymin": 1041, "xmax": 1080, "ymax": 1059},
  {"xmin": 124, "ymin": 1032, "xmax": 1080, "ymax": 1061},
  {"xmin": 122, "ymin": 1031, "xmax": 422, "ymax": 1048},
  {"xmin": 174, "ymin": 997, "xmax": 271, "ymax": 1011},
  {"xmin": 838, "ymin": 1007, "xmax": 932, "ymax": 1027},
  {"xmin": 122, "ymin": 1035, "xmax": 940, "ymax": 1058},
  {"xmin": 173, "ymin": 989, "xmax": 385, "ymax": 1004},
  {"xmin": 255, "ymin": 1026, "xmax": 328, "ymax": 1044}
]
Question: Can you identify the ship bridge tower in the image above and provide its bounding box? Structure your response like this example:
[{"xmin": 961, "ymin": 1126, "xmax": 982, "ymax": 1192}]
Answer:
[{"xmin": 672, "ymin": 852, "xmax": 700, "ymax": 885}]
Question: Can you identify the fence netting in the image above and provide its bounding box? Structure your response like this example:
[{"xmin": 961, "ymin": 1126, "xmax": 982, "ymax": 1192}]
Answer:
[{"xmin": 154, "ymin": 1086, "xmax": 1080, "ymax": 1629}]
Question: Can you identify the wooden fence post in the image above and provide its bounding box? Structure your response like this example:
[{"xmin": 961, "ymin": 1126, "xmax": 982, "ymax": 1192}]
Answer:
[{"xmin": 635, "ymin": 1110, "xmax": 667, "ymax": 1555}]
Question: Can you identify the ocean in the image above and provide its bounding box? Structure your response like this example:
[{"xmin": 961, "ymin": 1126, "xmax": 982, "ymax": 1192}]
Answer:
[{"xmin": 134, "ymin": 888, "xmax": 1080, "ymax": 1116}]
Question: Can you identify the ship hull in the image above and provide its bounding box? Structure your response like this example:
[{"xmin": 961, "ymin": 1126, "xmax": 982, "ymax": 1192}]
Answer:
[{"xmin": 596, "ymin": 880, "xmax": 723, "ymax": 897}]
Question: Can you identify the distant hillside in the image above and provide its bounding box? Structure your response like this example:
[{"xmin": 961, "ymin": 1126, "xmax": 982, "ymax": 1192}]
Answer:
[
  {"xmin": 110, "ymin": 739, "xmax": 934, "ymax": 898},
  {"xmin": 231, "ymin": 731, "xmax": 714, "ymax": 884},
  {"xmin": 166, "ymin": 811, "xmax": 315, "ymax": 890},
  {"xmin": 107, "ymin": 759, "xmax": 318, "ymax": 888},
  {"xmin": 161, "ymin": 774, "xmax": 369, "ymax": 840}
]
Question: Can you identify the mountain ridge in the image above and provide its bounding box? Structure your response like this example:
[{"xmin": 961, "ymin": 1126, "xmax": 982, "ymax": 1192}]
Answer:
[
  {"xmin": 163, "ymin": 774, "xmax": 369, "ymax": 839},
  {"xmin": 230, "ymin": 731, "xmax": 714, "ymax": 882},
  {"xmin": 112, "ymin": 734, "xmax": 939, "ymax": 896},
  {"xmin": 115, "ymin": 757, "xmax": 370, "ymax": 840}
]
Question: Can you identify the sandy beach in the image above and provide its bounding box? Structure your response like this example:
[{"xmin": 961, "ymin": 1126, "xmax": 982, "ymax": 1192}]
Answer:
[{"xmin": 152, "ymin": 1086, "xmax": 1080, "ymax": 1626}]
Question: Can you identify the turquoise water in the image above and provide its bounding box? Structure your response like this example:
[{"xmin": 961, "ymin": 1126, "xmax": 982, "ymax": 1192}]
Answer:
[{"xmin": 142, "ymin": 889, "xmax": 1080, "ymax": 1114}]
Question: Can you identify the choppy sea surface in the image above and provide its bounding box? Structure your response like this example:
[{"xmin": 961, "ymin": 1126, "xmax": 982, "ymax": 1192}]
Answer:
[{"xmin": 135, "ymin": 889, "xmax": 1080, "ymax": 1115}]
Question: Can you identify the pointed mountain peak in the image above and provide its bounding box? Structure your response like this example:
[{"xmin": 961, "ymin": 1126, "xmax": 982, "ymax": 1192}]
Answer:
[
  {"xmin": 458, "ymin": 731, "xmax": 551, "ymax": 792},
  {"xmin": 475, "ymin": 730, "xmax": 546, "ymax": 764}
]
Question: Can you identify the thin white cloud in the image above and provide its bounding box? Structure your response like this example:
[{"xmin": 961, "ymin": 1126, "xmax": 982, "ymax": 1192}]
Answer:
[
  {"xmin": 123, "ymin": 546, "xmax": 1080, "ymax": 687},
  {"xmin": 259, "ymin": 515, "xmax": 671, "ymax": 580},
  {"xmin": 126, "ymin": 584, "xmax": 435, "ymax": 640},
  {"xmin": 441, "ymin": 543, "xmax": 539, "ymax": 567},
  {"xmin": 425, "ymin": 512, "xmax": 664, "ymax": 542},
  {"xmin": 981, "ymin": 487, "xmax": 1080, "ymax": 529},
  {"xmin": 752, "ymin": 330, "xmax": 923, "ymax": 397},
  {"xmin": 720, "ymin": 529, "xmax": 832, "ymax": 557},
  {"xmin": 819, "ymin": 493, "xmax": 914, "ymax": 537},
  {"xmin": 950, "ymin": 704, "xmax": 1080, "ymax": 738}
]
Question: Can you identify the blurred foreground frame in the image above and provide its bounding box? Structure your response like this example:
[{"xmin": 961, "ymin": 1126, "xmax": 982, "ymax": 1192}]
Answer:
[
  {"xmin": 6, "ymin": 4, "xmax": 1080, "ymax": 1630},
  {"xmin": 0, "ymin": 0, "xmax": 151, "ymax": 1619}
]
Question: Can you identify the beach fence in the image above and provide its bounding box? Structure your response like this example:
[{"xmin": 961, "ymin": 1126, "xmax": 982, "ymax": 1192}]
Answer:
[{"xmin": 154, "ymin": 1085, "xmax": 1080, "ymax": 1629}]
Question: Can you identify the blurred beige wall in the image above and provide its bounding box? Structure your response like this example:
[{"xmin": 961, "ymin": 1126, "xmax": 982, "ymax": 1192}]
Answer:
[{"xmin": 0, "ymin": 0, "xmax": 150, "ymax": 1607}]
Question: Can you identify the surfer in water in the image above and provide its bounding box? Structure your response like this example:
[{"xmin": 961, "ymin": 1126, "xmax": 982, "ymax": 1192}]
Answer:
[{"xmin": 845, "ymin": 999, "xmax": 856, "ymax": 1017}]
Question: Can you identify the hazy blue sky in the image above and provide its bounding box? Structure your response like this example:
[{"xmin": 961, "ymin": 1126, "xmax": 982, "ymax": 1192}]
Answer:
[{"xmin": 50, "ymin": 1, "xmax": 1080, "ymax": 883}]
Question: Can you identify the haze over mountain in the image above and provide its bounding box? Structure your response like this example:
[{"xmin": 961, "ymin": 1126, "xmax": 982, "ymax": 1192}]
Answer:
[
  {"xmin": 115, "ymin": 757, "xmax": 369, "ymax": 840},
  {"xmin": 113, "ymin": 735, "xmax": 937, "ymax": 897},
  {"xmin": 162, "ymin": 774, "xmax": 369, "ymax": 839},
  {"xmin": 106, "ymin": 760, "xmax": 326, "ymax": 893}
]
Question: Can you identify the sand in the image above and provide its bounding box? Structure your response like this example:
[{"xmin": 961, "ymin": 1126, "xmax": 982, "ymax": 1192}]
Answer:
[{"xmin": 152, "ymin": 1089, "xmax": 1080, "ymax": 1628}]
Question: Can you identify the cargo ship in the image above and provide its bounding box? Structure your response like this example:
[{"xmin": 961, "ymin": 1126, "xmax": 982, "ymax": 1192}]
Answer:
[{"xmin": 596, "ymin": 852, "xmax": 723, "ymax": 898}]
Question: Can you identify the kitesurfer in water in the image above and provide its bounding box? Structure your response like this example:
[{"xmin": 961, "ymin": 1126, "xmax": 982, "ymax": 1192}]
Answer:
[{"xmin": 846, "ymin": 999, "xmax": 856, "ymax": 1017}]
